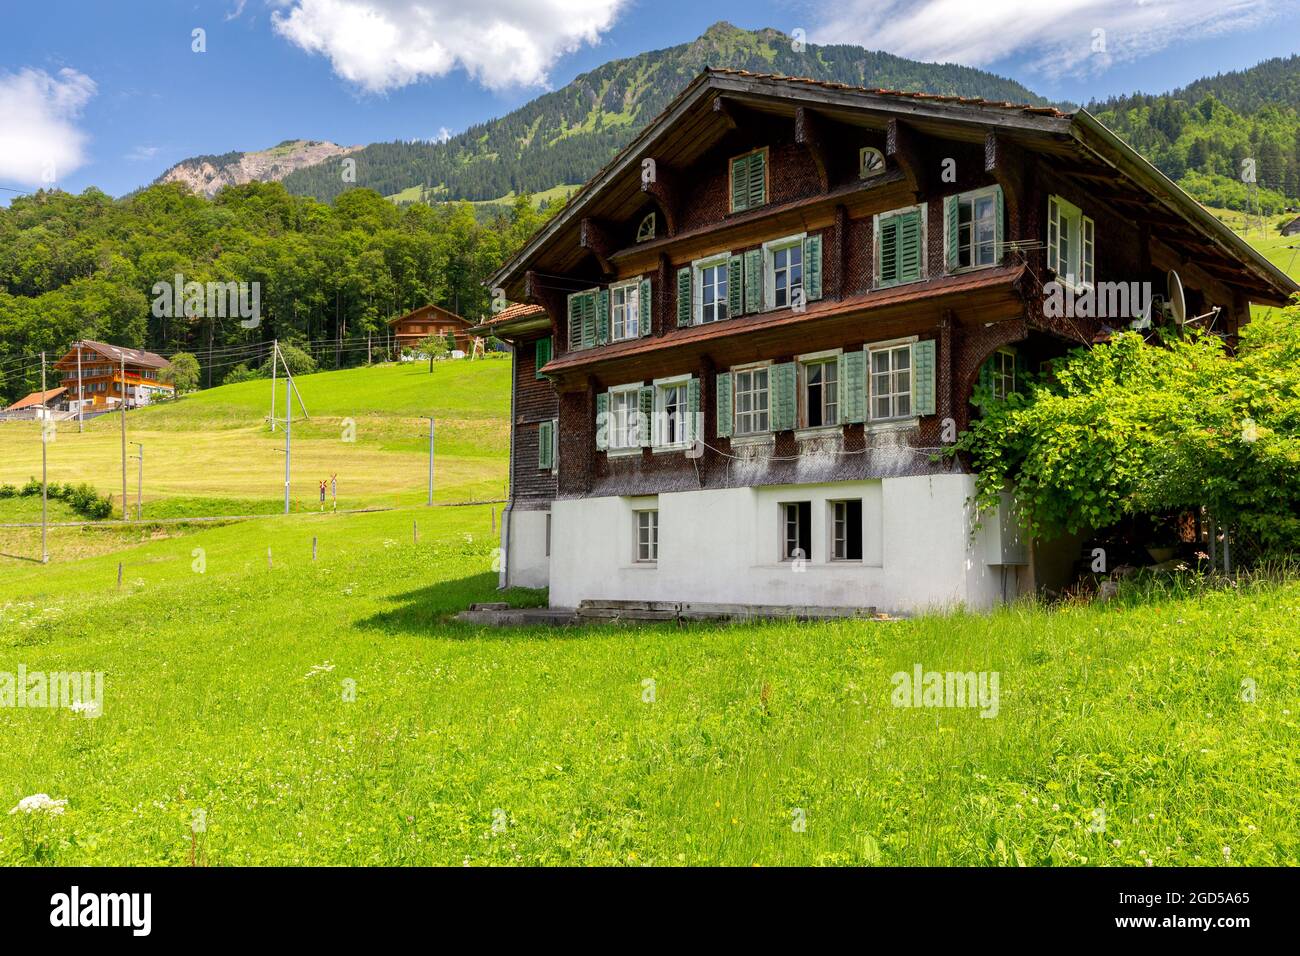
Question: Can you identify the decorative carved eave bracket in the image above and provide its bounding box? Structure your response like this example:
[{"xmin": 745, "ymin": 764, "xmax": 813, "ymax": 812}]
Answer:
[
  {"xmin": 640, "ymin": 159, "xmax": 680, "ymax": 237},
  {"xmin": 795, "ymin": 106, "xmax": 829, "ymax": 192},
  {"xmin": 886, "ymin": 118, "xmax": 923, "ymax": 201}
]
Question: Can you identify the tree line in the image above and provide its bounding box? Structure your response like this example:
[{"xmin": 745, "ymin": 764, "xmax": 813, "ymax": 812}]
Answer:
[{"xmin": 0, "ymin": 181, "xmax": 552, "ymax": 405}]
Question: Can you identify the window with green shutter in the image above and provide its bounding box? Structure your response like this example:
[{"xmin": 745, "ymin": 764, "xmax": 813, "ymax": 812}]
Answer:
[
  {"xmin": 686, "ymin": 377, "xmax": 701, "ymax": 445},
  {"xmin": 876, "ymin": 207, "xmax": 924, "ymax": 287},
  {"xmin": 729, "ymin": 149, "xmax": 767, "ymax": 213},
  {"xmin": 913, "ymin": 339, "xmax": 936, "ymax": 416},
  {"xmin": 947, "ymin": 187, "xmax": 1003, "ymax": 272},
  {"xmin": 727, "ymin": 255, "xmax": 743, "ymax": 317},
  {"xmin": 538, "ymin": 419, "xmax": 554, "ymax": 470},
  {"xmin": 743, "ymin": 249, "xmax": 761, "ymax": 313},
  {"xmin": 716, "ymin": 371, "xmax": 733, "ymax": 438},
  {"xmin": 534, "ymin": 337, "xmax": 552, "ymax": 379},
  {"xmin": 837, "ymin": 350, "xmax": 866, "ymax": 424},
  {"xmin": 638, "ymin": 385, "xmax": 654, "ymax": 446},
  {"xmin": 770, "ymin": 362, "xmax": 797, "ymax": 432},
  {"xmin": 596, "ymin": 289, "xmax": 610, "ymax": 345},
  {"xmin": 638, "ymin": 277, "xmax": 653, "ymax": 337},
  {"xmin": 804, "ymin": 234, "xmax": 822, "ymax": 301},
  {"xmin": 676, "ymin": 267, "xmax": 692, "ymax": 326}
]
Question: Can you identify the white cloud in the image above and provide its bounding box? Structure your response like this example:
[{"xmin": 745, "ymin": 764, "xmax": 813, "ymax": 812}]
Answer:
[
  {"xmin": 271, "ymin": 0, "xmax": 626, "ymax": 92},
  {"xmin": 126, "ymin": 145, "xmax": 161, "ymax": 162},
  {"xmin": 0, "ymin": 68, "xmax": 96, "ymax": 187},
  {"xmin": 808, "ymin": 0, "xmax": 1292, "ymax": 78}
]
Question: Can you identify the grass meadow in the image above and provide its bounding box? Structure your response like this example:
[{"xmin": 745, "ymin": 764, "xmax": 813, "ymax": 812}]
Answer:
[{"xmin": 1, "ymin": 356, "xmax": 1297, "ymax": 866}]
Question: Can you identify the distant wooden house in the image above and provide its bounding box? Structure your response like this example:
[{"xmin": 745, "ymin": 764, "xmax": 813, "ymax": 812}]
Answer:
[
  {"xmin": 54, "ymin": 340, "xmax": 173, "ymax": 411},
  {"xmin": 386, "ymin": 304, "xmax": 473, "ymax": 355},
  {"xmin": 1281, "ymin": 215, "xmax": 1300, "ymax": 237}
]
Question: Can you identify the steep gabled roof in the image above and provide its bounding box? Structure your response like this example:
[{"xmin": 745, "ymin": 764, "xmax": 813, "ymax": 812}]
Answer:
[
  {"xmin": 73, "ymin": 340, "xmax": 170, "ymax": 369},
  {"xmin": 385, "ymin": 303, "xmax": 471, "ymax": 328},
  {"xmin": 489, "ymin": 69, "xmax": 1296, "ymax": 306}
]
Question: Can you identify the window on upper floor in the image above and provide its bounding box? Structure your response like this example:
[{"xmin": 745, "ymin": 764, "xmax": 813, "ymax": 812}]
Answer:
[
  {"xmin": 636, "ymin": 212, "xmax": 656, "ymax": 243},
  {"xmin": 656, "ymin": 378, "xmax": 691, "ymax": 449},
  {"xmin": 869, "ymin": 342, "xmax": 913, "ymax": 421},
  {"xmin": 859, "ymin": 147, "xmax": 886, "ymax": 180},
  {"xmin": 764, "ymin": 234, "xmax": 804, "ymax": 310},
  {"xmin": 607, "ymin": 384, "xmax": 642, "ymax": 452},
  {"xmin": 946, "ymin": 186, "xmax": 1002, "ymax": 271},
  {"xmin": 610, "ymin": 281, "xmax": 640, "ymax": 341},
  {"xmin": 876, "ymin": 205, "xmax": 926, "ymax": 287},
  {"xmin": 800, "ymin": 353, "xmax": 839, "ymax": 428},
  {"xmin": 1048, "ymin": 195, "xmax": 1095, "ymax": 290},
  {"xmin": 730, "ymin": 148, "xmax": 767, "ymax": 213},
  {"xmin": 694, "ymin": 254, "xmax": 730, "ymax": 325},
  {"xmin": 733, "ymin": 364, "xmax": 770, "ymax": 437}
]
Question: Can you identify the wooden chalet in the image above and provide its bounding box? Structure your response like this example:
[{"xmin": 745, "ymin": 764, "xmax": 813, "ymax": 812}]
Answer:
[
  {"xmin": 471, "ymin": 68, "xmax": 1297, "ymax": 615},
  {"xmin": 386, "ymin": 304, "xmax": 473, "ymax": 355},
  {"xmin": 54, "ymin": 340, "xmax": 173, "ymax": 411}
]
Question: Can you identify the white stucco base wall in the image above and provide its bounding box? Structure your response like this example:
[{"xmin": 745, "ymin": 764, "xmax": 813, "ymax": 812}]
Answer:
[
  {"xmin": 503, "ymin": 508, "xmax": 550, "ymax": 590},
  {"xmin": 543, "ymin": 475, "xmax": 1022, "ymax": 615}
]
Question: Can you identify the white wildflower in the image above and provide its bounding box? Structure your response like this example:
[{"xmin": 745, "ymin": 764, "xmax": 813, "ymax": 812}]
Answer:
[{"xmin": 9, "ymin": 794, "xmax": 67, "ymax": 816}]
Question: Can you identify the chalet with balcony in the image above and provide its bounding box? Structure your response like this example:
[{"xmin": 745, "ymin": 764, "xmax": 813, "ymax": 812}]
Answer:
[
  {"xmin": 54, "ymin": 340, "xmax": 173, "ymax": 411},
  {"xmin": 471, "ymin": 68, "xmax": 1297, "ymax": 614}
]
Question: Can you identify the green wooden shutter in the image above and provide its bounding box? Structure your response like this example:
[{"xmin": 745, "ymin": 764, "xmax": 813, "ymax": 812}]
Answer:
[
  {"xmin": 638, "ymin": 386, "xmax": 654, "ymax": 446},
  {"xmin": 743, "ymin": 249, "xmax": 761, "ymax": 313},
  {"xmin": 596, "ymin": 289, "xmax": 610, "ymax": 345},
  {"xmin": 771, "ymin": 362, "xmax": 796, "ymax": 432},
  {"xmin": 994, "ymin": 186, "xmax": 1005, "ymax": 263},
  {"xmin": 537, "ymin": 420, "xmax": 553, "ymax": 469},
  {"xmin": 595, "ymin": 392, "xmax": 608, "ymax": 451},
  {"xmin": 731, "ymin": 154, "xmax": 750, "ymax": 212},
  {"xmin": 567, "ymin": 294, "xmax": 582, "ymax": 350},
  {"xmin": 878, "ymin": 216, "xmax": 899, "ymax": 285},
  {"xmin": 676, "ymin": 267, "xmax": 692, "ymax": 326},
  {"xmin": 716, "ymin": 371, "xmax": 733, "ymax": 438},
  {"xmin": 727, "ymin": 255, "xmax": 743, "ymax": 317},
  {"xmin": 898, "ymin": 210, "xmax": 922, "ymax": 282},
  {"xmin": 945, "ymin": 196, "xmax": 960, "ymax": 271},
  {"xmin": 580, "ymin": 292, "xmax": 597, "ymax": 349},
  {"xmin": 638, "ymin": 277, "xmax": 652, "ymax": 337},
  {"xmin": 1047, "ymin": 197, "xmax": 1060, "ymax": 275},
  {"xmin": 804, "ymin": 234, "xmax": 822, "ymax": 301},
  {"xmin": 686, "ymin": 377, "xmax": 700, "ymax": 445},
  {"xmin": 534, "ymin": 337, "xmax": 551, "ymax": 379},
  {"xmin": 838, "ymin": 350, "xmax": 866, "ymax": 424},
  {"xmin": 913, "ymin": 340, "xmax": 936, "ymax": 416},
  {"xmin": 747, "ymin": 151, "xmax": 766, "ymax": 209}
]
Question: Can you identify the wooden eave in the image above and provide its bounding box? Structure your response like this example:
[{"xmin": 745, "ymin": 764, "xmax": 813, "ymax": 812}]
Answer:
[{"xmin": 540, "ymin": 265, "xmax": 1027, "ymax": 388}]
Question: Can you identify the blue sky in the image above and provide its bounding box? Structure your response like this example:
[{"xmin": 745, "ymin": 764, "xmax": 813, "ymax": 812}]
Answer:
[{"xmin": 1, "ymin": 0, "xmax": 1297, "ymax": 200}]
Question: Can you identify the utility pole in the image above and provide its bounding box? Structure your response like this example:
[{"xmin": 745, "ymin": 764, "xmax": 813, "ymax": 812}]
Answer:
[
  {"xmin": 76, "ymin": 343, "xmax": 83, "ymax": 433},
  {"xmin": 427, "ymin": 417, "xmax": 435, "ymax": 506},
  {"xmin": 283, "ymin": 360, "xmax": 292, "ymax": 515},
  {"xmin": 120, "ymin": 353, "xmax": 128, "ymax": 521},
  {"xmin": 132, "ymin": 442, "xmax": 143, "ymax": 520},
  {"xmin": 270, "ymin": 338, "xmax": 277, "ymax": 431},
  {"xmin": 40, "ymin": 352, "xmax": 48, "ymax": 564}
]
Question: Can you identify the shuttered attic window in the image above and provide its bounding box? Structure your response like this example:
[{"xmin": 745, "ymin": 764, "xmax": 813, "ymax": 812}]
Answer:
[
  {"xmin": 876, "ymin": 205, "xmax": 926, "ymax": 287},
  {"xmin": 729, "ymin": 148, "xmax": 767, "ymax": 213}
]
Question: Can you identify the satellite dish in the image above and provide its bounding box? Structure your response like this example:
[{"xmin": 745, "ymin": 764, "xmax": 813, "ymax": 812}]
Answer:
[{"xmin": 1166, "ymin": 270, "xmax": 1186, "ymax": 325}]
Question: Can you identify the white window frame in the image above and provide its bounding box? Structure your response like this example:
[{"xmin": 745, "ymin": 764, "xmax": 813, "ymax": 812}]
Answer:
[
  {"xmin": 829, "ymin": 499, "xmax": 864, "ymax": 562},
  {"xmin": 609, "ymin": 280, "xmax": 640, "ymax": 342},
  {"xmin": 949, "ymin": 186, "xmax": 1000, "ymax": 272},
  {"xmin": 607, "ymin": 382, "xmax": 643, "ymax": 454},
  {"xmin": 798, "ymin": 348, "xmax": 841, "ymax": 431},
  {"xmin": 732, "ymin": 361, "xmax": 771, "ymax": 437},
  {"xmin": 873, "ymin": 202, "xmax": 928, "ymax": 287},
  {"xmin": 780, "ymin": 501, "xmax": 812, "ymax": 563},
  {"xmin": 868, "ymin": 337, "xmax": 917, "ymax": 422},
  {"xmin": 692, "ymin": 252, "xmax": 731, "ymax": 325},
  {"xmin": 1049, "ymin": 195, "xmax": 1094, "ymax": 292},
  {"xmin": 653, "ymin": 373, "xmax": 692, "ymax": 450},
  {"xmin": 634, "ymin": 509, "xmax": 659, "ymax": 563},
  {"xmin": 992, "ymin": 348, "xmax": 1016, "ymax": 402},
  {"xmin": 762, "ymin": 233, "xmax": 806, "ymax": 310}
]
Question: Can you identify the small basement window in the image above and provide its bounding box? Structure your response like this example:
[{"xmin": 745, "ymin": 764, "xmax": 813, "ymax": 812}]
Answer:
[
  {"xmin": 830, "ymin": 500, "xmax": 863, "ymax": 561},
  {"xmin": 781, "ymin": 501, "xmax": 812, "ymax": 562}
]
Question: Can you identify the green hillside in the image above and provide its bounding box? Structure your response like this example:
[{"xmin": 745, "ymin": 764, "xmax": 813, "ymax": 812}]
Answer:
[{"xmin": 281, "ymin": 21, "xmax": 1048, "ymax": 205}]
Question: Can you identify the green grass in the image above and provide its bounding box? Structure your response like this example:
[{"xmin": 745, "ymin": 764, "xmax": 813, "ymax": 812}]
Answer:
[
  {"xmin": 0, "ymin": 359, "xmax": 511, "ymax": 527},
  {"xmin": 1, "ymin": 505, "xmax": 1295, "ymax": 866}
]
